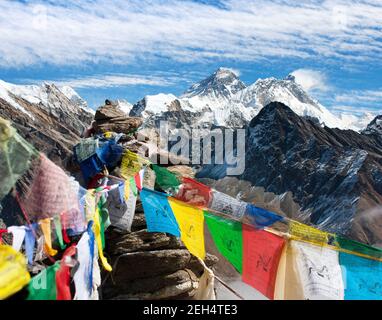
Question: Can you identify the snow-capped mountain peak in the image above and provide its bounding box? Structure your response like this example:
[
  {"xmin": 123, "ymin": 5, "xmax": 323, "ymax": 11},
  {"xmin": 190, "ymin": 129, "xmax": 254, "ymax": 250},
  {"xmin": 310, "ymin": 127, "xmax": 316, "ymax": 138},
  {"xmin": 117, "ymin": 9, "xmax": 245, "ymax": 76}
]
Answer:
[
  {"xmin": 0, "ymin": 80, "xmax": 93, "ymax": 116},
  {"xmin": 130, "ymin": 68, "xmax": 373, "ymax": 131},
  {"xmin": 181, "ymin": 67, "xmax": 246, "ymax": 102},
  {"xmin": 362, "ymin": 115, "xmax": 382, "ymax": 136}
]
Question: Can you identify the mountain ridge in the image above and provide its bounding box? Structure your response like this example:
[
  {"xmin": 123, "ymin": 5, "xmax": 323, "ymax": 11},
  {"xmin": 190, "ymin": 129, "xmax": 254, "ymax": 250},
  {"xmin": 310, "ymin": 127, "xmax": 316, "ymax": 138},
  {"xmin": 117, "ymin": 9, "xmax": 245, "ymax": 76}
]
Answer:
[
  {"xmin": 197, "ymin": 101, "xmax": 382, "ymax": 245},
  {"xmin": 129, "ymin": 68, "xmax": 374, "ymax": 132}
]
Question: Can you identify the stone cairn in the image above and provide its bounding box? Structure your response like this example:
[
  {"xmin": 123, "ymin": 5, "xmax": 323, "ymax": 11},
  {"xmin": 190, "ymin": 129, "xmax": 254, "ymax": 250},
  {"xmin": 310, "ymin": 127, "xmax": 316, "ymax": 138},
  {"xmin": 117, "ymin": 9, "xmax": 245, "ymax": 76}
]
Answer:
[{"xmin": 90, "ymin": 101, "xmax": 218, "ymax": 300}]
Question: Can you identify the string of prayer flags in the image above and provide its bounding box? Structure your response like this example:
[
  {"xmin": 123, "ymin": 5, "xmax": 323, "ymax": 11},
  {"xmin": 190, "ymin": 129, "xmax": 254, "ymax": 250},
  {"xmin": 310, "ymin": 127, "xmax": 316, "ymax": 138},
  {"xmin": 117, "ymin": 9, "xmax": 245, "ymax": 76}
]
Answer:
[
  {"xmin": 339, "ymin": 251, "xmax": 382, "ymax": 300},
  {"xmin": 140, "ymin": 188, "xmax": 180, "ymax": 237},
  {"xmin": 152, "ymin": 164, "xmax": 181, "ymax": 194},
  {"xmin": 208, "ymin": 190, "xmax": 247, "ymax": 220},
  {"xmin": 0, "ymin": 245, "xmax": 30, "ymax": 300},
  {"xmin": 242, "ymin": 226, "xmax": 285, "ymax": 299},
  {"xmin": 289, "ymin": 220, "xmax": 330, "ymax": 245},
  {"xmin": 56, "ymin": 245, "xmax": 77, "ymax": 300},
  {"xmin": 204, "ymin": 212, "xmax": 243, "ymax": 273},
  {"xmin": 27, "ymin": 262, "xmax": 60, "ymax": 300},
  {"xmin": 276, "ymin": 241, "xmax": 344, "ymax": 300},
  {"xmin": 168, "ymin": 198, "xmax": 206, "ymax": 260},
  {"xmin": 244, "ymin": 204, "xmax": 283, "ymax": 228},
  {"xmin": 175, "ymin": 177, "xmax": 212, "ymax": 207},
  {"xmin": 0, "ymin": 117, "xmax": 38, "ymax": 202}
]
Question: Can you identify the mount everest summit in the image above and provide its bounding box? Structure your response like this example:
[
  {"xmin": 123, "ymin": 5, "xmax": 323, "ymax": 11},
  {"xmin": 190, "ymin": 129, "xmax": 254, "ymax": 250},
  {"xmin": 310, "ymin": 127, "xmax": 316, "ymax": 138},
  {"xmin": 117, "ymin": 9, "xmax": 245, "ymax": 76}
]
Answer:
[{"xmin": 129, "ymin": 67, "xmax": 373, "ymax": 132}]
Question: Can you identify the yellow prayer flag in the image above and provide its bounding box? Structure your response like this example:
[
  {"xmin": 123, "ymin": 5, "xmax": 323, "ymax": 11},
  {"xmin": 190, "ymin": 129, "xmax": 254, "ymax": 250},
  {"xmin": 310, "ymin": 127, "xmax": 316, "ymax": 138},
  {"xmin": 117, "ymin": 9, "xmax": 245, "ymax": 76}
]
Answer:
[
  {"xmin": 289, "ymin": 220, "xmax": 330, "ymax": 245},
  {"xmin": 0, "ymin": 245, "xmax": 30, "ymax": 300},
  {"xmin": 124, "ymin": 179, "xmax": 130, "ymax": 201},
  {"xmin": 85, "ymin": 189, "xmax": 96, "ymax": 222},
  {"xmin": 93, "ymin": 207, "xmax": 112, "ymax": 272},
  {"xmin": 120, "ymin": 150, "xmax": 148, "ymax": 179},
  {"xmin": 168, "ymin": 198, "xmax": 205, "ymax": 260},
  {"xmin": 40, "ymin": 218, "xmax": 58, "ymax": 257}
]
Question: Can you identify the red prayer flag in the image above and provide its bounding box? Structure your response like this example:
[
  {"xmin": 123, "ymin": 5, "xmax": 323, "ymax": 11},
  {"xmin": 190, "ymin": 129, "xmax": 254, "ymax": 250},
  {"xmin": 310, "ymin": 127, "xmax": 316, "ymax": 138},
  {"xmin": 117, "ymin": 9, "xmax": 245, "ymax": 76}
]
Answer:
[
  {"xmin": 134, "ymin": 172, "xmax": 142, "ymax": 191},
  {"xmin": 56, "ymin": 245, "xmax": 77, "ymax": 300},
  {"xmin": 242, "ymin": 225, "xmax": 285, "ymax": 299},
  {"xmin": 175, "ymin": 177, "xmax": 212, "ymax": 207}
]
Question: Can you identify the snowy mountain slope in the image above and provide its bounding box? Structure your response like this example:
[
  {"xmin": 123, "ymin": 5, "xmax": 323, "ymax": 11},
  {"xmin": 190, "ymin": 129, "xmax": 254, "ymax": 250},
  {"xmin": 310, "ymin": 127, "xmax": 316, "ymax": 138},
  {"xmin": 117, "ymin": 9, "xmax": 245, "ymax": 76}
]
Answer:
[
  {"xmin": 0, "ymin": 80, "xmax": 94, "ymax": 117},
  {"xmin": 197, "ymin": 102, "xmax": 382, "ymax": 245},
  {"xmin": 0, "ymin": 80, "xmax": 93, "ymax": 168},
  {"xmin": 130, "ymin": 68, "xmax": 369, "ymax": 131}
]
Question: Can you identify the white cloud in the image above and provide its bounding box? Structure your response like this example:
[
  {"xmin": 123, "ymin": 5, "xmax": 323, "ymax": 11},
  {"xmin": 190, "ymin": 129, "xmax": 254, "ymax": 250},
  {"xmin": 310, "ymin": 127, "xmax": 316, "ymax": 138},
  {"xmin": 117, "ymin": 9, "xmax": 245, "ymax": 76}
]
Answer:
[
  {"xmin": 46, "ymin": 74, "xmax": 177, "ymax": 88},
  {"xmin": 335, "ymin": 89, "xmax": 382, "ymax": 105},
  {"xmin": 0, "ymin": 0, "xmax": 381, "ymax": 67},
  {"xmin": 290, "ymin": 69, "xmax": 329, "ymax": 93}
]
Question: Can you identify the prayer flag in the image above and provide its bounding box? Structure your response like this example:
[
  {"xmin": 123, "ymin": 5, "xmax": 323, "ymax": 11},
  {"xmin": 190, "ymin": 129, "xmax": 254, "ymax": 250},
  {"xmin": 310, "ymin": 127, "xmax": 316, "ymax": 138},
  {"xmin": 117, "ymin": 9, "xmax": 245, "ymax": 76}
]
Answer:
[
  {"xmin": 175, "ymin": 177, "xmax": 212, "ymax": 207},
  {"xmin": 339, "ymin": 251, "xmax": 382, "ymax": 300},
  {"xmin": 40, "ymin": 218, "xmax": 58, "ymax": 257},
  {"xmin": 27, "ymin": 262, "xmax": 60, "ymax": 300},
  {"xmin": 152, "ymin": 164, "xmax": 181, "ymax": 194},
  {"xmin": 204, "ymin": 212, "xmax": 243, "ymax": 273},
  {"xmin": 169, "ymin": 198, "xmax": 205, "ymax": 260},
  {"xmin": 289, "ymin": 220, "xmax": 330, "ymax": 245},
  {"xmin": 7, "ymin": 226, "xmax": 26, "ymax": 251},
  {"xmin": 56, "ymin": 245, "xmax": 77, "ymax": 300},
  {"xmin": 140, "ymin": 188, "xmax": 180, "ymax": 237},
  {"xmin": 0, "ymin": 245, "xmax": 30, "ymax": 300},
  {"xmin": 242, "ymin": 226, "xmax": 285, "ymax": 299},
  {"xmin": 107, "ymin": 179, "xmax": 136, "ymax": 231},
  {"xmin": 276, "ymin": 241, "xmax": 344, "ymax": 300},
  {"xmin": 209, "ymin": 190, "xmax": 246, "ymax": 220},
  {"xmin": 244, "ymin": 204, "xmax": 283, "ymax": 228}
]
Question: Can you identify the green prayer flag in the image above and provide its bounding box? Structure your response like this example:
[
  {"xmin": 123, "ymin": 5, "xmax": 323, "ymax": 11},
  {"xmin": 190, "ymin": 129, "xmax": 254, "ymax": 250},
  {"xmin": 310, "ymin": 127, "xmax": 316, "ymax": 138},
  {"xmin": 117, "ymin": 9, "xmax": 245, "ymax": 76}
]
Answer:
[
  {"xmin": 53, "ymin": 216, "xmax": 66, "ymax": 250},
  {"xmin": 27, "ymin": 262, "xmax": 60, "ymax": 300},
  {"xmin": 130, "ymin": 176, "xmax": 138, "ymax": 197},
  {"xmin": 336, "ymin": 236, "xmax": 382, "ymax": 259},
  {"xmin": 152, "ymin": 165, "xmax": 181, "ymax": 194},
  {"xmin": 98, "ymin": 194, "xmax": 110, "ymax": 250},
  {"xmin": 204, "ymin": 211, "xmax": 243, "ymax": 273}
]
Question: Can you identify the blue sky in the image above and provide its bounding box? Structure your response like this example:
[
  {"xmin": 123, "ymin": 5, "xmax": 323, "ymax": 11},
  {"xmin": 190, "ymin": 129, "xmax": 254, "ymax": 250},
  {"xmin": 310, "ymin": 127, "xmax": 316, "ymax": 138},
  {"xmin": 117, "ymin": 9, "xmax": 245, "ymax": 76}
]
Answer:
[{"xmin": 0, "ymin": 0, "xmax": 381, "ymax": 116}]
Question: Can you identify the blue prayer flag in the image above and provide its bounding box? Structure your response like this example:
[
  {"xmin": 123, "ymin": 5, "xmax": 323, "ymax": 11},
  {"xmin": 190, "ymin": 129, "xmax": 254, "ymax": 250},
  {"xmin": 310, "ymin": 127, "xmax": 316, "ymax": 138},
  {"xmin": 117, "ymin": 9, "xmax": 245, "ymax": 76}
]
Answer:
[
  {"xmin": 245, "ymin": 204, "xmax": 283, "ymax": 228},
  {"xmin": 339, "ymin": 252, "xmax": 382, "ymax": 300},
  {"xmin": 140, "ymin": 188, "xmax": 180, "ymax": 237}
]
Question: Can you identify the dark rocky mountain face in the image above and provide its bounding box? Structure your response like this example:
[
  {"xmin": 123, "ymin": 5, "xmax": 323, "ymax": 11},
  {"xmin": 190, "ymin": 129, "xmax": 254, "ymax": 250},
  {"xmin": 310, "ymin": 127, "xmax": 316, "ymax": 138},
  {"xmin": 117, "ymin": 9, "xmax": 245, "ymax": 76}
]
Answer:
[
  {"xmin": 0, "ymin": 83, "xmax": 93, "ymax": 169},
  {"xmin": 197, "ymin": 102, "xmax": 382, "ymax": 245},
  {"xmin": 363, "ymin": 115, "xmax": 382, "ymax": 137}
]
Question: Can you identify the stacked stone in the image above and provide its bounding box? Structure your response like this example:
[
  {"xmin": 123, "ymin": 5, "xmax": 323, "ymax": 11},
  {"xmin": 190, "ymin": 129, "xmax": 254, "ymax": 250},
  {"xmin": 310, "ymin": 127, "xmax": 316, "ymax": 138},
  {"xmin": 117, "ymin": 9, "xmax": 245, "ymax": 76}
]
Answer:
[{"xmin": 92, "ymin": 101, "xmax": 218, "ymax": 300}]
